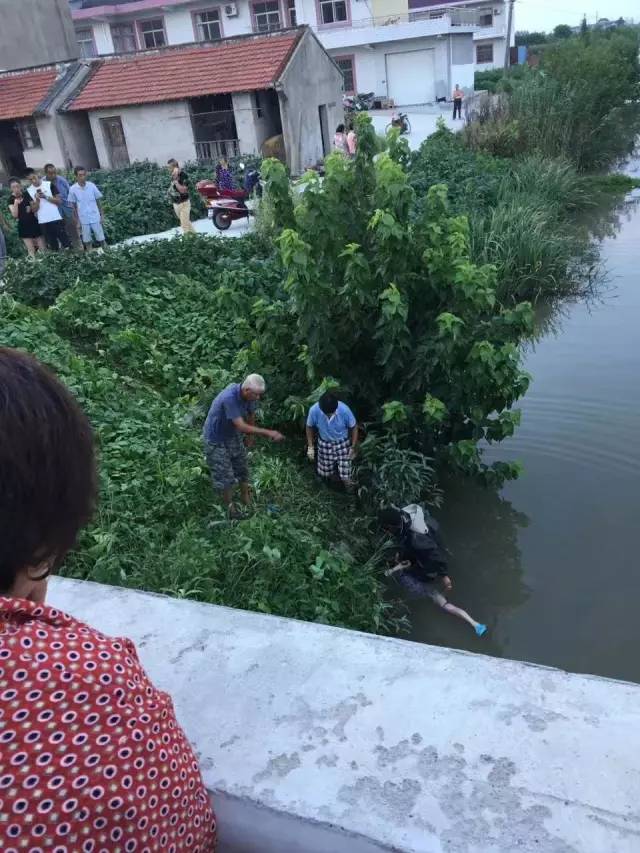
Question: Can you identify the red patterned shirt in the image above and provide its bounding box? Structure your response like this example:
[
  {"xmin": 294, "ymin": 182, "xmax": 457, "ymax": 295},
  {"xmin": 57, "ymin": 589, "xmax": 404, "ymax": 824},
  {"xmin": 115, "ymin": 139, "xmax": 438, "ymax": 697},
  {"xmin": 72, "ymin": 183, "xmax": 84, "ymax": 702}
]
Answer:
[{"xmin": 0, "ymin": 597, "xmax": 216, "ymax": 853}]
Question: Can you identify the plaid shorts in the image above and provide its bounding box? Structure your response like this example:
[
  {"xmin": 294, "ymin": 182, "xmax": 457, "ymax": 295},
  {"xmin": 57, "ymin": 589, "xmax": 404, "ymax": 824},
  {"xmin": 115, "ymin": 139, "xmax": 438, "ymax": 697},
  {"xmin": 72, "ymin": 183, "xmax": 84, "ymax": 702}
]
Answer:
[
  {"xmin": 317, "ymin": 437, "xmax": 352, "ymax": 481},
  {"xmin": 204, "ymin": 434, "xmax": 249, "ymax": 490}
]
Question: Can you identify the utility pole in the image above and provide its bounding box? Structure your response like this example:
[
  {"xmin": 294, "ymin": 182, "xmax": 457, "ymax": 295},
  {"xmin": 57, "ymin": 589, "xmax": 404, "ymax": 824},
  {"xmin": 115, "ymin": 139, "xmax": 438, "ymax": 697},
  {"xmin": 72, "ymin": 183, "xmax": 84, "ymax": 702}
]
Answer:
[{"xmin": 504, "ymin": 0, "xmax": 515, "ymax": 69}]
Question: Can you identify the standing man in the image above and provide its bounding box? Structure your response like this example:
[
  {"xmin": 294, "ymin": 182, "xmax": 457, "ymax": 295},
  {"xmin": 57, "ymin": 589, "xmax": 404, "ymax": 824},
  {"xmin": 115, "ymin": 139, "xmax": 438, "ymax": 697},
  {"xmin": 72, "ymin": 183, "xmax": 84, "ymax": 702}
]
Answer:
[
  {"xmin": 452, "ymin": 84, "xmax": 464, "ymax": 120},
  {"xmin": 45, "ymin": 163, "xmax": 80, "ymax": 248},
  {"xmin": 306, "ymin": 391, "xmax": 358, "ymax": 488},
  {"xmin": 26, "ymin": 171, "xmax": 71, "ymax": 251},
  {"xmin": 203, "ymin": 374, "xmax": 284, "ymax": 518},
  {"xmin": 68, "ymin": 166, "xmax": 106, "ymax": 251},
  {"xmin": 167, "ymin": 158, "xmax": 194, "ymax": 234},
  {"xmin": 379, "ymin": 505, "xmax": 487, "ymax": 636}
]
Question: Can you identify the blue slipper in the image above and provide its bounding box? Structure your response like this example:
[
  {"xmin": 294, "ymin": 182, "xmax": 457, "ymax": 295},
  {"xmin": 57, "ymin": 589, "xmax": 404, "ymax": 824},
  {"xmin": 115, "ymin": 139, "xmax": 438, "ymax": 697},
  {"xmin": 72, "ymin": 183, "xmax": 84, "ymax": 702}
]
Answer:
[{"xmin": 475, "ymin": 624, "xmax": 487, "ymax": 637}]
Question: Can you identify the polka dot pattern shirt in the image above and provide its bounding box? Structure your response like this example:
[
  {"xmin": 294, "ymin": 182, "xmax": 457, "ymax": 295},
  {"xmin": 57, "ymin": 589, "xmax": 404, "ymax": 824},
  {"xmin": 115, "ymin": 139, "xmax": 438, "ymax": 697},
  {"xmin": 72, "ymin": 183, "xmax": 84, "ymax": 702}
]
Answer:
[{"xmin": 0, "ymin": 597, "xmax": 216, "ymax": 852}]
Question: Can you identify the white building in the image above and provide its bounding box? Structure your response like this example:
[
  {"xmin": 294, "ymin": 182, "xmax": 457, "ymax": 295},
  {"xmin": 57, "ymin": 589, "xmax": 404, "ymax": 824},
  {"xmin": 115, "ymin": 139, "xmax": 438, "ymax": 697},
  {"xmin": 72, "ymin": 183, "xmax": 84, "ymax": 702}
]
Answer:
[{"xmin": 68, "ymin": 0, "xmax": 512, "ymax": 107}]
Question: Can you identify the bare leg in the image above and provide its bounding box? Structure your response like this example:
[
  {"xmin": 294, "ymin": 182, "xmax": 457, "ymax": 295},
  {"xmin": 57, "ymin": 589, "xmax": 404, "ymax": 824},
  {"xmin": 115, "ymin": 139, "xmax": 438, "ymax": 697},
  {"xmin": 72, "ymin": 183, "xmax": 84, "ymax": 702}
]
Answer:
[
  {"xmin": 442, "ymin": 602, "xmax": 486, "ymax": 635},
  {"xmin": 36, "ymin": 236, "xmax": 46, "ymax": 254},
  {"xmin": 222, "ymin": 486, "xmax": 234, "ymax": 508},
  {"xmin": 239, "ymin": 482, "xmax": 251, "ymax": 506},
  {"xmin": 22, "ymin": 238, "xmax": 36, "ymax": 258}
]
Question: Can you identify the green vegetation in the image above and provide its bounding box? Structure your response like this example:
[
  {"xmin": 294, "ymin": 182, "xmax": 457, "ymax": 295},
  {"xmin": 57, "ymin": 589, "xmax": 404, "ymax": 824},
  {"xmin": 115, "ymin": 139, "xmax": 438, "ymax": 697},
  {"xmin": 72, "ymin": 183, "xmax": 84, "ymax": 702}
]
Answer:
[
  {"xmin": 409, "ymin": 126, "xmax": 600, "ymax": 302},
  {"xmin": 466, "ymin": 29, "xmax": 640, "ymax": 171},
  {"xmin": 257, "ymin": 117, "xmax": 532, "ymax": 491},
  {"xmin": 0, "ymin": 236, "xmax": 399, "ymax": 633}
]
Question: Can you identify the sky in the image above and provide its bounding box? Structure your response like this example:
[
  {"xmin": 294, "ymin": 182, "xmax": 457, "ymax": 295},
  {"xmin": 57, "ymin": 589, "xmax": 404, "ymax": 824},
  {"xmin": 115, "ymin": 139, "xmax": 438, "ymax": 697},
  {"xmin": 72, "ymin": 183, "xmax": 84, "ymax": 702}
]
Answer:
[{"xmin": 514, "ymin": 0, "xmax": 637, "ymax": 32}]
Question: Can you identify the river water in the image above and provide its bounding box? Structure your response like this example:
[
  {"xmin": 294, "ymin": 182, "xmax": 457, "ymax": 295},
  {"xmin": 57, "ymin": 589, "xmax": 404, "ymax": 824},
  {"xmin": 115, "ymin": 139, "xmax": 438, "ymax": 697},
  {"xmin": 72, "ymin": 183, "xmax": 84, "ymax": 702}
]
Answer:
[{"xmin": 408, "ymin": 163, "xmax": 640, "ymax": 684}]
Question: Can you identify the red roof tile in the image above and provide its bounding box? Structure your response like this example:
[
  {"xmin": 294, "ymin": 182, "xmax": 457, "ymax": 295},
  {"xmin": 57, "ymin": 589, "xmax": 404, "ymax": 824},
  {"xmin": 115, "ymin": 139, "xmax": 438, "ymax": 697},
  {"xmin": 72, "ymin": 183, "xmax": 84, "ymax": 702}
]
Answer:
[
  {"xmin": 68, "ymin": 32, "xmax": 302, "ymax": 112},
  {"xmin": 0, "ymin": 69, "xmax": 59, "ymax": 122}
]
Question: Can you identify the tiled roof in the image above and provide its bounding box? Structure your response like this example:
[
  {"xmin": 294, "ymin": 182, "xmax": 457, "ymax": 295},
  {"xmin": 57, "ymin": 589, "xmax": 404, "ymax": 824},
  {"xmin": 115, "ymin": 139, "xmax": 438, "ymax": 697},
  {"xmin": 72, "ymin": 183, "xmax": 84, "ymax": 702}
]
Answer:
[
  {"xmin": 0, "ymin": 69, "xmax": 59, "ymax": 121},
  {"xmin": 67, "ymin": 31, "xmax": 302, "ymax": 112}
]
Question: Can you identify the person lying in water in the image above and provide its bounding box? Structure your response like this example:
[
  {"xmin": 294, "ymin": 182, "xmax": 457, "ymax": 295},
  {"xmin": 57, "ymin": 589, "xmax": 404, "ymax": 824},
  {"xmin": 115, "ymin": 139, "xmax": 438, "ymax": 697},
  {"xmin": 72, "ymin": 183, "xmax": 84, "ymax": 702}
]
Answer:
[{"xmin": 379, "ymin": 505, "xmax": 487, "ymax": 637}]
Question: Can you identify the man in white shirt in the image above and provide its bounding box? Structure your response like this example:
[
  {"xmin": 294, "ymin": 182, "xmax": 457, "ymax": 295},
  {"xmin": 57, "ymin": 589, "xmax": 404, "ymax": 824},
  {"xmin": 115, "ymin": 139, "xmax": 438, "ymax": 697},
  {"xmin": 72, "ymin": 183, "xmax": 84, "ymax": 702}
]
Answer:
[
  {"xmin": 26, "ymin": 171, "xmax": 71, "ymax": 251},
  {"xmin": 68, "ymin": 166, "xmax": 106, "ymax": 250}
]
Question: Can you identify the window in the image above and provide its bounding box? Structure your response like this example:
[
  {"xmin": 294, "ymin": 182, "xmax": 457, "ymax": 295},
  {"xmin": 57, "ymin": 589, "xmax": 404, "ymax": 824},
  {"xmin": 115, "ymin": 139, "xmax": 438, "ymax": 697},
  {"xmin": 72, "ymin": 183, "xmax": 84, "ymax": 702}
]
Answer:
[
  {"xmin": 287, "ymin": 0, "xmax": 297, "ymax": 27},
  {"xmin": 75, "ymin": 27, "xmax": 96, "ymax": 58},
  {"xmin": 138, "ymin": 18, "xmax": 166, "ymax": 49},
  {"xmin": 479, "ymin": 12, "xmax": 493, "ymax": 26},
  {"xmin": 335, "ymin": 56, "xmax": 355, "ymax": 93},
  {"xmin": 111, "ymin": 23, "xmax": 137, "ymax": 52},
  {"xmin": 476, "ymin": 43, "xmax": 494, "ymax": 63},
  {"xmin": 318, "ymin": 0, "xmax": 348, "ymax": 26},
  {"xmin": 252, "ymin": 1, "xmax": 281, "ymax": 32},
  {"xmin": 195, "ymin": 9, "xmax": 222, "ymax": 41},
  {"xmin": 254, "ymin": 92, "xmax": 263, "ymax": 119},
  {"xmin": 17, "ymin": 119, "xmax": 42, "ymax": 151}
]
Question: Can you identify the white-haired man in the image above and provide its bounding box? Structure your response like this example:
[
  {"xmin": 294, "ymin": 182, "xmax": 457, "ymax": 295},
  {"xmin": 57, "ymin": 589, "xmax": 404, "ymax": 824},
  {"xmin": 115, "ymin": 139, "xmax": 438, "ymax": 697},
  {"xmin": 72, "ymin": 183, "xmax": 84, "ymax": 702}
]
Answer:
[{"xmin": 203, "ymin": 374, "xmax": 284, "ymax": 517}]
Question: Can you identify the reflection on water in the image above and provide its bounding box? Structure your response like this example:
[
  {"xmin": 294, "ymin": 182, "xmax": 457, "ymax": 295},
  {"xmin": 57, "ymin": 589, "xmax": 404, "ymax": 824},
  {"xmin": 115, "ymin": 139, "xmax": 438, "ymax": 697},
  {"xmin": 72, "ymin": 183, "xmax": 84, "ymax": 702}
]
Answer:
[{"xmin": 408, "ymin": 176, "xmax": 640, "ymax": 683}]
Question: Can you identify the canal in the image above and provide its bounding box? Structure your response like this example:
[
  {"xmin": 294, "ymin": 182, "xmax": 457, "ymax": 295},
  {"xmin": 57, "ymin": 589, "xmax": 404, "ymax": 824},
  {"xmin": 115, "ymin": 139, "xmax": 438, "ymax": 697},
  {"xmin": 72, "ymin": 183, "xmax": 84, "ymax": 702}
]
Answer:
[{"xmin": 407, "ymin": 164, "xmax": 640, "ymax": 684}]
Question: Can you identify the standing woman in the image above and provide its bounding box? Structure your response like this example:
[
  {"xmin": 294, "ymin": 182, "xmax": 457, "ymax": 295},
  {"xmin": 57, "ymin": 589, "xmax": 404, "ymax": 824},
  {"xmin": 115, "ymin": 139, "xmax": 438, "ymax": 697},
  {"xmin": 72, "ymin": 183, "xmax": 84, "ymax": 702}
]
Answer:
[
  {"xmin": 8, "ymin": 178, "xmax": 46, "ymax": 257},
  {"xmin": 333, "ymin": 123, "xmax": 349, "ymax": 155}
]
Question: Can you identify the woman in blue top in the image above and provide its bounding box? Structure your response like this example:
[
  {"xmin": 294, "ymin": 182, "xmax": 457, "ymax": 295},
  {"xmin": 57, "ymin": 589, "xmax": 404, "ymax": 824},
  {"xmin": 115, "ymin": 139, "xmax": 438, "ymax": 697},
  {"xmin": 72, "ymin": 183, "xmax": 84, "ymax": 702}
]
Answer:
[{"xmin": 306, "ymin": 391, "xmax": 358, "ymax": 487}]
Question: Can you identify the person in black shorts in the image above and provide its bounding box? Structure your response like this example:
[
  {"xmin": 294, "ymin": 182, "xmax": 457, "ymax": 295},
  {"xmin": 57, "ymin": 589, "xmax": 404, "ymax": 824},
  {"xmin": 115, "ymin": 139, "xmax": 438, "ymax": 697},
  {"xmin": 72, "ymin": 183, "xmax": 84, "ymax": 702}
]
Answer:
[
  {"xmin": 8, "ymin": 178, "xmax": 46, "ymax": 257},
  {"xmin": 380, "ymin": 505, "xmax": 487, "ymax": 636}
]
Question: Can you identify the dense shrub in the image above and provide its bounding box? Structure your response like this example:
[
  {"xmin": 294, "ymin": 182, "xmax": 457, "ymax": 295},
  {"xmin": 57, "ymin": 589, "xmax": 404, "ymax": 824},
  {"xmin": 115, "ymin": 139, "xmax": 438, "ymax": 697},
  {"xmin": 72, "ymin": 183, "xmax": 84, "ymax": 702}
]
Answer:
[
  {"xmin": 257, "ymin": 116, "xmax": 533, "ymax": 491},
  {"xmin": 0, "ymin": 235, "xmax": 399, "ymax": 634},
  {"xmin": 465, "ymin": 29, "xmax": 640, "ymax": 171},
  {"xmin": 409, "ymin": 127, "xmax": 599, "ymax": 302}
]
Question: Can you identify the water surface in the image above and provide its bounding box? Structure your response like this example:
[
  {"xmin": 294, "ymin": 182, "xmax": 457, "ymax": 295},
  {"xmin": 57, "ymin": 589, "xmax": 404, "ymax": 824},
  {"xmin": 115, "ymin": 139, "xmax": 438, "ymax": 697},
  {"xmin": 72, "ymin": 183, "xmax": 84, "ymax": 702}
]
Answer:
[{"xmin": 407, "ymin": 167, "xmax": 640, "ymax": 683}]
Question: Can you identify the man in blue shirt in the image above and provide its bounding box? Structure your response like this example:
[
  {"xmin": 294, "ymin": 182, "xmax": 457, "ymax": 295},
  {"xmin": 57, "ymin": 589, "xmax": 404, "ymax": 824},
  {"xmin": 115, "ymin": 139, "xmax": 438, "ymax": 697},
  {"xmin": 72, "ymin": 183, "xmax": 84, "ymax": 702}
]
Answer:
[
  {"xmin": 306, "ymin": 391, "xmax": 358, "ymax": 487},
  {"xmin": 68, "ymin": 166, "xmax": 106, "ymax": 250},
  {"xmin": 203, "ymin": 374, "xmax": 284, "ymax": 517},
  {"xmin": 45, "ymin": 164, "xmax": 80, "ymax": 249}
]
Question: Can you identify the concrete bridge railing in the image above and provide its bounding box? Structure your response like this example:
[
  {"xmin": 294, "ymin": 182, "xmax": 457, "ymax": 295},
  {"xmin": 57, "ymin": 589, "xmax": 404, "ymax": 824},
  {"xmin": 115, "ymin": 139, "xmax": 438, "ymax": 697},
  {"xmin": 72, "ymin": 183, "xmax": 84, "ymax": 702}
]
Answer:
[{"xmin": 49, "ymin": 578, "xmax": 640, "ymax": 852}]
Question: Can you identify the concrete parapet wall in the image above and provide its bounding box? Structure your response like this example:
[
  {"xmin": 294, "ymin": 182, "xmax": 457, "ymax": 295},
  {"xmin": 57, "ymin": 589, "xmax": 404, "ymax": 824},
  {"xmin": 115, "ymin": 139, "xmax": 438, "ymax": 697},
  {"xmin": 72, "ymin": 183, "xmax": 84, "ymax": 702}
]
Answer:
[{"xmin": 48, "ymin": 578, "xmax": 640, "ymax": 852}]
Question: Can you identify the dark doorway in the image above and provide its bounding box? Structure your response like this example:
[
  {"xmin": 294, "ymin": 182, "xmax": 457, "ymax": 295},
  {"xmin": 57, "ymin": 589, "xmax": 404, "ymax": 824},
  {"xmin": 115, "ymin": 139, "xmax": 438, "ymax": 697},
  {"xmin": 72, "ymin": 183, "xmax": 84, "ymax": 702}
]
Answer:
[
  {"xmin": 318, "ymin": 104, "xmax": 330, "ymax": 156},
  {"xmin": 100, "ymin": 116, "xmax": 130, "ymax": 168},
  {"xmin": 0, "ymin": 120, "xmax": 27, "ymax": 177},
  {"xmin": 190, "ymin": 94, "xmax": 239, "ymax": 162}
]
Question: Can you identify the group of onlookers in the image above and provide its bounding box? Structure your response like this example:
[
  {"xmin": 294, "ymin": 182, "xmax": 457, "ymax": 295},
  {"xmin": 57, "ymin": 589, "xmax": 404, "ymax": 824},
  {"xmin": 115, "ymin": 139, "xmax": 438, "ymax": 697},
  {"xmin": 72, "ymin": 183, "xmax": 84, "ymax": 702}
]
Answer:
[
  {"xmin": 333, "ymin": 123, "xmax": 358, "ymax": 157},
  {"xmin": 0, "ymin": 165, "xmax": 106, "ymax": 271}
]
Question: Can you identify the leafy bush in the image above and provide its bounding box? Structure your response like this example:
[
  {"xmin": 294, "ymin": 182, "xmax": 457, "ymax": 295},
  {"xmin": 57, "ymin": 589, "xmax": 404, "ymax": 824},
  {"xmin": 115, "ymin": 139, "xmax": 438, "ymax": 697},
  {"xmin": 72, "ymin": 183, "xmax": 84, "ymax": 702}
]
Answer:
[
  {"xmin": 409, "ymin": 128, "xmax": 598, "ymax": 302},
  {"xmin": 466, "ymin": 30, "xmax": 640, "ymax": 171},
  {"xmin": 258, "ymin": 115, "xmax": 534, "ymax": 489},
  {"xmin": 0, "ymin": 234, "xmax": 401, "ymax": 635}
]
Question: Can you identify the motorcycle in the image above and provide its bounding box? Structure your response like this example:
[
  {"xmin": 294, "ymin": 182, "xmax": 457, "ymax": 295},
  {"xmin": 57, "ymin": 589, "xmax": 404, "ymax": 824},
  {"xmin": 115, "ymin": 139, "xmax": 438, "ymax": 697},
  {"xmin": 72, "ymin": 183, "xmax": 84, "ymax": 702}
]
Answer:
[
  {"xmin": 196, "ymin": 166, "xmax": 262, "ymax": 232},
  {"xmin": 385, "ymin": 112, "xmax": 412, "ymax": 136},
  {"xmin": 343, "ymin": 91, "xmax": 376, "ymax": 115}
]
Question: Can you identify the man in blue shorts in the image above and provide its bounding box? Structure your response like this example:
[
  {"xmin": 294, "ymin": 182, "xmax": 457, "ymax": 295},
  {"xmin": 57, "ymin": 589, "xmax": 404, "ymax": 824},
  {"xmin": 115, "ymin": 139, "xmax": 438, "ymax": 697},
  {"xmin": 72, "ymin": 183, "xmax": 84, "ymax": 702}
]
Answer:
[
  {"xmin": 305, "ymin": 391, "xmax": 358, "ymax": 487},
  {"xmin": 203, "ymin": 374, "xmax": 284, "ymax": 517},
  {"xmin": 68, "ymin": 166, "xmax": 106, "ymax": 250}
]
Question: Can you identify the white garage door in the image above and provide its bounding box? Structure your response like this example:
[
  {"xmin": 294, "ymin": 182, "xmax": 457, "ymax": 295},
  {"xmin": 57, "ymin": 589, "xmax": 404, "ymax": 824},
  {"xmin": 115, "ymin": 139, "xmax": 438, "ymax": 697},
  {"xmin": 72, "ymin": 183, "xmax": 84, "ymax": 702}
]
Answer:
[{"xmin": 385, "ymin": 49, "xmax": 435, "ymax": 106}]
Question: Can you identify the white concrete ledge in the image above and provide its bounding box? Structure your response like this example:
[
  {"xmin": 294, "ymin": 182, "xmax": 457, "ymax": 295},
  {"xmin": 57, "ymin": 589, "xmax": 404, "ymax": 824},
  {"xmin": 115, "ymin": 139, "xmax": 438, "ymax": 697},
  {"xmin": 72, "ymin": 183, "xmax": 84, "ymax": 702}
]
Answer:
[{"xmin": 48, "ymin": 578, "xmax": 640, "ymax": 853}]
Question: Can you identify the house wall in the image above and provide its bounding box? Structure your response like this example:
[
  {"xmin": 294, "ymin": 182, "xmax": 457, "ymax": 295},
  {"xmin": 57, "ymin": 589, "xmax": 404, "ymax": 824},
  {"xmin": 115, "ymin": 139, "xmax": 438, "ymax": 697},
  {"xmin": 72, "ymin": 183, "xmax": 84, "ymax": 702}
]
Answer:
[
  {"xmin": 87, "ymin": 102, "xmax": 197, "ymax": 168},
  {"xmin": 330, "ymin": 34, "xmax": 455, "ymax": 101},
  {"xmin": 278, "ymin": 32, "xmax": 343, "ymax": 174},
  {"xmin": 57, "ymin": 113, "xmax": 100, "ymax": 170},
  {"xmin": 231, "ymin": 92, "xmax": 261, "ymax": 154},
  {"xmin": 474, "ymin": 36, "xmax": 507, "ymax": 69},
  {"xmin": 0, "ymin": 0, "xmax": 78, "ymax": 70},
  {"xmin": 73, "ymin": 3, "xmax": 256, "ymax": 56},
  {"xmin": 26, "ymin": 116, "xmax": 66, "ymax": 171}
]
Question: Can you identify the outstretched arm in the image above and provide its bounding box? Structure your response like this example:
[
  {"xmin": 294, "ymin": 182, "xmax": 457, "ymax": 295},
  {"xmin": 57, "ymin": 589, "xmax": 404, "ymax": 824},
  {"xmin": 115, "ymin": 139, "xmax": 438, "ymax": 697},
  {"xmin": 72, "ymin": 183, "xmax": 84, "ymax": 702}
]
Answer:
[{"xmin": 232, "ymin": 416, "xmax": 284, "ymax": 442}]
